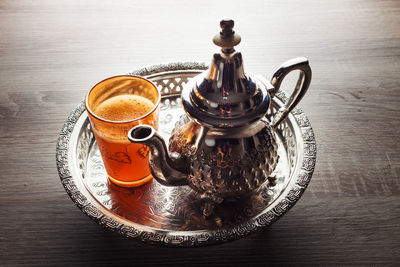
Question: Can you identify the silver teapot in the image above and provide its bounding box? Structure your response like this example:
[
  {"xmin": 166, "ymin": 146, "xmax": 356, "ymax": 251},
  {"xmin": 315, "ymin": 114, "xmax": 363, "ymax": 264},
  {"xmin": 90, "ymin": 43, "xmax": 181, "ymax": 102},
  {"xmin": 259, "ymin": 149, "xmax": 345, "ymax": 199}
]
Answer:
[{"xmin": 128, "ymin": 19, "xmax": 311, "ymax": 216}]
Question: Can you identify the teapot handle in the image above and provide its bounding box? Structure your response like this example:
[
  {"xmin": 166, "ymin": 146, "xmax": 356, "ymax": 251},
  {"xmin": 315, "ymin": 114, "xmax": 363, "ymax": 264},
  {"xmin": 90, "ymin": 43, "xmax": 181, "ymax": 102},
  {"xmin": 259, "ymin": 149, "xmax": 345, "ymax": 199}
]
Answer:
[{"xmin": 269, "ymin": 57, "xmax": 312, "ymax": 128}]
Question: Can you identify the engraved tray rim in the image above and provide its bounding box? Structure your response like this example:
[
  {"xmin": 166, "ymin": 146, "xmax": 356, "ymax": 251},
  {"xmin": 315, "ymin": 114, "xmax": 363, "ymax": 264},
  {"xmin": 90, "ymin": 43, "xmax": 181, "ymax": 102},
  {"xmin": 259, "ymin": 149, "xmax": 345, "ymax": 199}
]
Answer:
[{"xmin": 56, "ymin": 62, "xmax": 316, "ymax": 247}]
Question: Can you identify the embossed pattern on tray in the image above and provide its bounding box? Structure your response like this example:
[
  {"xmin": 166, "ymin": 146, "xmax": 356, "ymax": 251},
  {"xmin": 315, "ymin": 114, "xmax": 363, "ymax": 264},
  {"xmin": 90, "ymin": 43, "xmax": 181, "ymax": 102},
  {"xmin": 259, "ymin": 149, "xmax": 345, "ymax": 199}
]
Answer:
[{"xmin": 56, "ymin": 62, "xmax": 316, "ymax": 246}]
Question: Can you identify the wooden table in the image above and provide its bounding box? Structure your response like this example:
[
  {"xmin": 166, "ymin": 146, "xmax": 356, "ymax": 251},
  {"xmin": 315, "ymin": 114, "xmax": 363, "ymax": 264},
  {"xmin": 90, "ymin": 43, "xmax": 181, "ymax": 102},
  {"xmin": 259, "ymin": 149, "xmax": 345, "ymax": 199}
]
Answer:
[{"xmin": 1, "ymin": 0, "xmax": 399, "ymax": 265}]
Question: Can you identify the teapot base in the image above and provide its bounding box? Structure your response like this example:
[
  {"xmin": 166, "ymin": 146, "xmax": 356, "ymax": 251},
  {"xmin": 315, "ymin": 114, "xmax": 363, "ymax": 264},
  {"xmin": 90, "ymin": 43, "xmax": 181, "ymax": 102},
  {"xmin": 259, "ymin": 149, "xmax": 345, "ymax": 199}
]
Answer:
[{"xmin": 198, "ymin": 174, "xmax": 278, "ymax": 217}]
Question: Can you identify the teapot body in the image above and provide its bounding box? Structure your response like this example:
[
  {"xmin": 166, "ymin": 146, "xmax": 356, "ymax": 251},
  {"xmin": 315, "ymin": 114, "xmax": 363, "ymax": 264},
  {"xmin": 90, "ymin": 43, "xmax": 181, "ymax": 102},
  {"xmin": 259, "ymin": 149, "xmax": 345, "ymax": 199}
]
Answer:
[{"xmin": 168, "ymin": 114, "xmax": 279, "ymax": 204}]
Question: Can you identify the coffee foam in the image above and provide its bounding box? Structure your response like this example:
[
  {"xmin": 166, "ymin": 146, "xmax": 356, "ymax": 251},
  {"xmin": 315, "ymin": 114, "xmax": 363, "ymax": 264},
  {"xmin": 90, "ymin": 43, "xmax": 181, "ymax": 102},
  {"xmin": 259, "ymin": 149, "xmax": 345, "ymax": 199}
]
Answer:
[{"xmin": 94, "ymin": 94, "xmax": 154, "ymax": 122}]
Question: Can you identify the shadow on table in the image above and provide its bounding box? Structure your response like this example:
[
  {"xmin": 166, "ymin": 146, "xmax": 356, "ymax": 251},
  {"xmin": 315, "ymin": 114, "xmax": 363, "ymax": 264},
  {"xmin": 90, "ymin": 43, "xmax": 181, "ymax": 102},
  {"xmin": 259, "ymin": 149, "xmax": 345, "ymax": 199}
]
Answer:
[{"xmin": 64, "ymin": 219, "xmax": 317, "ymax": 266}]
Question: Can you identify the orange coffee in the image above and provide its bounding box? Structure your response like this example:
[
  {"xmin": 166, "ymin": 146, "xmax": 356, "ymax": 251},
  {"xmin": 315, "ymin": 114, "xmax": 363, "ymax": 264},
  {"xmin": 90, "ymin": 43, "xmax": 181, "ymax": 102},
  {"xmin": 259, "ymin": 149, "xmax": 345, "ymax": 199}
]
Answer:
[{"xmin": 91, "ymin": 93, "xmax": 157, "ymax": 187}]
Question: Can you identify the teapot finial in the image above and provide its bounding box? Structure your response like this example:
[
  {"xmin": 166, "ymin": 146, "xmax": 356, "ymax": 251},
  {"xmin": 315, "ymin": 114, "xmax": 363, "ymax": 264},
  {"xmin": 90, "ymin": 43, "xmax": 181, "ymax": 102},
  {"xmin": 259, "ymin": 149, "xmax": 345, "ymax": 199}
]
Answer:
[{"xmin": 213, "ymin": 18, "xmax": 241, "ymax": 52}]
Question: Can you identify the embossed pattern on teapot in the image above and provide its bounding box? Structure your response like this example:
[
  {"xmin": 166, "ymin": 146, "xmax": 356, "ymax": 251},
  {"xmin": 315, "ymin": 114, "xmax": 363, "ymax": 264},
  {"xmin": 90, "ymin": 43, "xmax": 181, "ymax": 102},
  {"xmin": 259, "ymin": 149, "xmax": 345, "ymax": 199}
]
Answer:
[
  {"xmin": 168, "ymin": 115, "xmax": 279, "ymax": 207},
  {"xmin": 128, "ymin": 19, "xmax": 312, "ymax": 216}
]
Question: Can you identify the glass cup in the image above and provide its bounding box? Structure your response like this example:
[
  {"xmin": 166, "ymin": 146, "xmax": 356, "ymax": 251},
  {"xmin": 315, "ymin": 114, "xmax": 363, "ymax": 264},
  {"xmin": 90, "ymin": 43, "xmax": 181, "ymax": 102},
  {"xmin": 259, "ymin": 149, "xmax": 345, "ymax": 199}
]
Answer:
[{"xmin": 85, "ymin": 75, "xmax": 160, "ymax": 187}]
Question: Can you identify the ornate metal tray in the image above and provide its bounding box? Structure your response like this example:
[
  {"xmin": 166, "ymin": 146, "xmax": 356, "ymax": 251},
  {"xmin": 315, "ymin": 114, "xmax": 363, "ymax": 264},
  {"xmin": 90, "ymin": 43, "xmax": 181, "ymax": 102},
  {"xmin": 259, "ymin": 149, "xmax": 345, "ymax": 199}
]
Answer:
[{"xmin": 56, "ymin": 62, "xmax": 316, "ymax": 247}]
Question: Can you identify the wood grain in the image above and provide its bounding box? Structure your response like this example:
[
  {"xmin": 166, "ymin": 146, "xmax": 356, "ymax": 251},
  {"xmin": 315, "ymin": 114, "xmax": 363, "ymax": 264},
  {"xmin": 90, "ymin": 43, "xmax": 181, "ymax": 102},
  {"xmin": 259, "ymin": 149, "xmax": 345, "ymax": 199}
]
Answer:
[{"xmin": 1, "ymin": 0, "xmax": 399, "ymax": 265}]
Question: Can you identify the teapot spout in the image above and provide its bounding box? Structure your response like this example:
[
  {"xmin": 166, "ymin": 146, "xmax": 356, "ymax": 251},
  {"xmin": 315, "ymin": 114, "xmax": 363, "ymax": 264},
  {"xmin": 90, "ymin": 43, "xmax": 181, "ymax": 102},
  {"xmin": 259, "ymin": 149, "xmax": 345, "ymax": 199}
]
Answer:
[{"xmin": 128, "ymin": 125, "xmax": 189, "ymax": 186}]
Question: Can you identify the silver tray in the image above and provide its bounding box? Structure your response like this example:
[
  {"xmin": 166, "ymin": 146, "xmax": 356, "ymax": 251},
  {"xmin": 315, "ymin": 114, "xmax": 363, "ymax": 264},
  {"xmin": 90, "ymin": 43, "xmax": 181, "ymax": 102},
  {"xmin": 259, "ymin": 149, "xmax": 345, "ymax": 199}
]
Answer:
[{"xmin": 56, "ymin": 62, "xmax": 316, "ymax": 247}]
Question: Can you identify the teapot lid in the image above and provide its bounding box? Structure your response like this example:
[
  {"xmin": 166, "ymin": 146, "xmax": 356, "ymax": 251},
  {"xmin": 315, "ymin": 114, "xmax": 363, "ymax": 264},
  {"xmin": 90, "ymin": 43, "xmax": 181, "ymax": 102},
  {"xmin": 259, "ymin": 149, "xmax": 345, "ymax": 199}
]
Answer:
[{"xmin": 181, "ymin": 19, "xmax": 270, "ymax": 128}]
